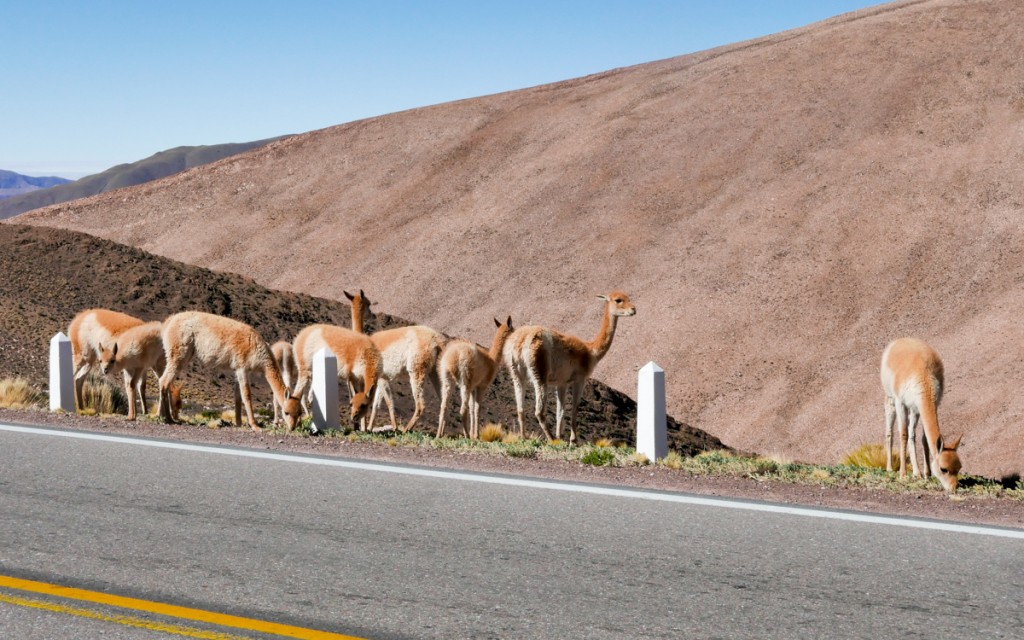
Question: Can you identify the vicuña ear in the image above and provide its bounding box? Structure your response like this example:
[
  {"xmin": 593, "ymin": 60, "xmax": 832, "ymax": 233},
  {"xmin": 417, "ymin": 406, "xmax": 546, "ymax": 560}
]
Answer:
[
  {"xmin": 111, "ymin": 343, "xmax": 118, "ymax": 357},
  {"xmin": 344, "ymin": 291, "xmax": 355, "ymax": 301},
  {"xmin": 506, "ymin": 315, "xmax": 512, "ymax": 328},
  {"xmin": 597, "ymin": 294, "xmax": 609, "ymax": 301},
  {"xmin": 945, "ymin": 434, "xmax": 962, "ymax": 450},
  {"xmin": 494, "ymin": 317, "xmax": 501, "ymax": 328}
]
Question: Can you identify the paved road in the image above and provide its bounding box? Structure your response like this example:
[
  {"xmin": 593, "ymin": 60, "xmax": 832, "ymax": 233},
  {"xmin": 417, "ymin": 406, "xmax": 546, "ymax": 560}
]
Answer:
[{"xmin": 0, "ymin": 424, "xmax": 1021, "ymax": 639}]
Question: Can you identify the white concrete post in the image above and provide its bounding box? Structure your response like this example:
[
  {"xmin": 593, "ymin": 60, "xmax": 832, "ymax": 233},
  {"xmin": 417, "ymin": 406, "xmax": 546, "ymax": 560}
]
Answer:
[
  {"xmin": 636, "ymin": 361, "xmax": 667, "ymax": 461},
  {"xmin": 311, "ymin": 347, "xmax": 339, "ymax": 434},
  {"xmin": 49, "ymin": 332, "xmax": 75, "ymax": 412}
]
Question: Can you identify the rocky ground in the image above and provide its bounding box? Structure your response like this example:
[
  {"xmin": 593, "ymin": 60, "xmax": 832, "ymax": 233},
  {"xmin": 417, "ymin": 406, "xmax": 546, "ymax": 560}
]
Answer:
[{"xmin": 2, "ymin": 407, "xmax": 1020, "ymax": 531}]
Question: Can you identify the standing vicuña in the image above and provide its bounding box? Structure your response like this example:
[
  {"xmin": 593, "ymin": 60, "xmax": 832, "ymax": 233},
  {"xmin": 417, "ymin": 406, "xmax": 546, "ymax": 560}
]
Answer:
[
  {"xmin": 157, "ymin": 311, "xmax": 300, "ymax": 431},
  {"xmin": 344, "ymin": 290, "xmax": 448, "ymax": 432},
  {"xmin": 270, "ymin": 340, "xmax": 298, "ymax": 426},
  {"xmin": 437, "ymin": 317, "xmax": 513, "ymax": 439},
  {"xmin": 68, "ymin": 308, "xmax": 145, "ymax": 412},
  {"xmin": 100, "ymin": 321, "xmax": 181, "ymax": 421},
  {"xmin": 880, "ymin": 337, "xmax": 962, "ymax": 492},
  {"xmin": 503, "ymin": 291, "xmax": 636, "ymax": 444}
]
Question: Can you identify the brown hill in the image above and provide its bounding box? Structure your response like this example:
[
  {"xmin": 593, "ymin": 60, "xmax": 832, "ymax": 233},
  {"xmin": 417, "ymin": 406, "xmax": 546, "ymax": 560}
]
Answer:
[
  {"xmin": 0, "ymin": 224, "xmax": 717, "ymax": 454},
  {"xmin": 12, "ymin": 0, "xmax": 1024, "ymax": 477}
]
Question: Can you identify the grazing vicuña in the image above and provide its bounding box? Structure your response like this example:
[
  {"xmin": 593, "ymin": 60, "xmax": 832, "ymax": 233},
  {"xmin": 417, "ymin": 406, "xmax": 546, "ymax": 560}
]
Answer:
[{"xmin": 880, "ymin": 337, "xmax": 962, "ymax": 492}]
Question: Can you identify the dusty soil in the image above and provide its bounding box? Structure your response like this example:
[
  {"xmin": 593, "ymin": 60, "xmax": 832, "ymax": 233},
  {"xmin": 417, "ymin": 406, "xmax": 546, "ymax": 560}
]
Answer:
[
  {"xmin": 2, "ymin": 407, "xmax": 1020, "ymax": 531},
  {"xmin": 13, "ymin": 0, "xmax": 1024, "ymax": 480}
]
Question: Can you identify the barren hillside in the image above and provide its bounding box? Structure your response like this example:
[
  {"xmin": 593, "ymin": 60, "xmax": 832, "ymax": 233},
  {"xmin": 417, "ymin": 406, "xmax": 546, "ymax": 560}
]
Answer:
[{"xmin": 14, "ymin": 0, "xmax": 1024, "ymax": 477}]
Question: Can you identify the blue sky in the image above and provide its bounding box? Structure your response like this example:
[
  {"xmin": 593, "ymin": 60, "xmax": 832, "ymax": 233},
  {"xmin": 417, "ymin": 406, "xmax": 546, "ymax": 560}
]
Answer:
[{"xmin": 3, "ymin": 1, "xmax": 883, "ymax": 179}]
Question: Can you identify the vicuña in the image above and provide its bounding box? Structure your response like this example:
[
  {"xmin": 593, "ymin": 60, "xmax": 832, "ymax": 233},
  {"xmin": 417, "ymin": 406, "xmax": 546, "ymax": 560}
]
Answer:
[
  {"xmin": 99, "ymin": 320, "xmax": 181, "ymax": 421},
  {"xmin": 503, "ymin": 291, "xmax": 636, "ymax": 444},
  {"xmin": 437, "ymin": 316, "xmax": 513, "ymax": 439},
  {"xmin": 157, "ymin": 311, "xmax": 300, "ymax": 430},
  {"xmin": 880, "ymin": 337, "xmax": 962, "ymax": 492},
  {"xmin": 67, "ymin": 308, "xmax": 145, "ymax": 413}
]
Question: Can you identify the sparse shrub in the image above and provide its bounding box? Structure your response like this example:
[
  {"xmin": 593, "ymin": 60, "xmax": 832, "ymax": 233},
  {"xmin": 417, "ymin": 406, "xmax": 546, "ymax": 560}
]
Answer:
[
  {"xmin": 751, "ymin": 458, "xmax": 780, "ymax": 475},
  {"xmin": 842, "ymin": 443, "xmax": 895, "ymax": 469},
  {"xmin": 594, "ymin": 437, "xmax": 613, "ymax": 448},
  {"xmin": 386, "ymin": 437, "xmax": 398, "ymax": 447},
  {"xmin": 479, "ymin": 423, "xmax": 505, "ymax": 443},
  {"xmin": 220, "ymin": 410, "xmax": 236, "ymax": 423},
  {"xmin": 581, "ymin": 447, "xmax": 615, "ymax": 466},
  {"xmin": 0, "ymin": 378, "xmax": 46, "ymax": 409},
  {"xmin": 504, "ymin": 442, "xmax": 537, "ymax": 458},
  {"xmin": 548, "ymin": 438, "xmax": 565, "ymax": 447},
  {"xmin": 501, "ymin": 432, "xmax": 522, "ymax": 445},
  {"xmin": 78, "ymin": 378, "xmax": 128, "ymax": 415}
]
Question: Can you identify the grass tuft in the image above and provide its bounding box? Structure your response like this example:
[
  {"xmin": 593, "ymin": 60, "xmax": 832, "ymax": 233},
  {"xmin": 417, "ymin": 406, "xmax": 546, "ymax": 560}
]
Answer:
[
  {"xmin": 78, "ymin": 378, "xmax": 128, "ymax": 415},
  {"xmin": 479, "ymin": 423, "xmax": 505, "ymax": 443},
  {"xmin": 841, "ymin": 443, "xmax": 896, "ymax": 469},
  {"xmin": 0, "ymin": 378, "xmax": 46, "ymax": 409},
  {"xmin": 625, "ymin": 452, "xmax": 650, "ymax": 467},
  {"xmin": 661, "ymin": 451, "xmax": 685, "ymax": 470}
]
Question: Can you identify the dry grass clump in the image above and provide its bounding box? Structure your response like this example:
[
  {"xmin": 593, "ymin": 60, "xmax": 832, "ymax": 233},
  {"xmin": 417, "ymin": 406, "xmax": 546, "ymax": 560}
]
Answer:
[
  {"xmin": 842, "ymin": 443, "xmax": 896, "ymax": 469},
  {"xmin": 625, "ymin": 452, "xmax": 650, "ymax": 467},
  {"xmin": 479, "ymin": 423, "xmax": 505, "ymax": 442},
  {"xmin": 77, "ymin": 378, "xmax": 128, "ymax": 415},
  {"xmin": 660, "ymin": 451, "xmax": 686, "ymax": 470},
  {"xmin": 0, "ymin": 378, "xmax": 46, "ymax": 409},
  {"xmin": 501, "ymin": 432, "xmax": 522, "ymax": 444}
]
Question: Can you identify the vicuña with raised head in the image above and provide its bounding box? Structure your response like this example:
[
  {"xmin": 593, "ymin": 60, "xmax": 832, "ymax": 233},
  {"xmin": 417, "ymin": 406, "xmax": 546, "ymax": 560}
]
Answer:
[
  {"xmin": 504, "ymin": 291, "xmax": 636, "ymax": 444},
  {"xmin": 437, "ymin": 316, "xmax": 513, "ymax": 439}
]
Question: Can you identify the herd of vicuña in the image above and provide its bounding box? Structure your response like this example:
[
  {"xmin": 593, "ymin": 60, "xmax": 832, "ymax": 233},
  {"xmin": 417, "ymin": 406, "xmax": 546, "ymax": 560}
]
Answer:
[
  {"xmin": 65, "ymin": 289, "xmax": 966, "ymax": 492},
  {"xmin": 66, "ymin": 289, "xmax": 636, "ymax": 447}
]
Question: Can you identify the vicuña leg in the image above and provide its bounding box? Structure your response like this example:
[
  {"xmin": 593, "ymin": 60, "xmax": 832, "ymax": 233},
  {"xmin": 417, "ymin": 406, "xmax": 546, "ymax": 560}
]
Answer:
[{"xmin": 884, "ymin": 396, "xmax": 896, "ymax": 472}]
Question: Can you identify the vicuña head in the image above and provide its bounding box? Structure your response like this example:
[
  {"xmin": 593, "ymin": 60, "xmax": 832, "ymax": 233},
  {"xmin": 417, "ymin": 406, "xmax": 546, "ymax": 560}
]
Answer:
[
  {"xmin": 344, "ymin": 289, "xmax": 375, "ymax": 333},
  {"xmin": 933, "ymin": 433, "xmax": 963, "ymax": 492},
  {"xmin": 350, "ymin": 383, "xmax": 376, "ymax": 426},
  {"xmin": 599, "ymin": 291, "xmax": 637, "ymax": 318}
]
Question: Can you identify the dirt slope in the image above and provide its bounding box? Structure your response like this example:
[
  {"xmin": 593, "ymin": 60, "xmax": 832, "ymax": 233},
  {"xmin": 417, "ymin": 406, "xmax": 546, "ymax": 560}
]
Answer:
[
  {"xmin": 0, "ymin": 224, "xmax": 717, "ymax": 453},
  {"xmin": 13, "ymin": 0, "xmax": 1024, "ymax": 477}
]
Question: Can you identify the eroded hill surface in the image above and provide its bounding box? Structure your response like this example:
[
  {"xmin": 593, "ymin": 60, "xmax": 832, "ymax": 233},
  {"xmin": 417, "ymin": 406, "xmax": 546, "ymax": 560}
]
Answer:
[
  {"xmin": 13, "ymin": 0, "xmax": 1024, "ymax": 477},
  {"xmin": 0, "ymin": 224, "xmax": 717, "ymax": 453}
]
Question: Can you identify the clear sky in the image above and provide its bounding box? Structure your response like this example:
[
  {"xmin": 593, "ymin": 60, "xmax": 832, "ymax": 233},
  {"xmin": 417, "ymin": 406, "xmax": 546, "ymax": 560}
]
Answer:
[{"xmin": 3, "ymin": 1, "xmax": 884, "ymax": 179}]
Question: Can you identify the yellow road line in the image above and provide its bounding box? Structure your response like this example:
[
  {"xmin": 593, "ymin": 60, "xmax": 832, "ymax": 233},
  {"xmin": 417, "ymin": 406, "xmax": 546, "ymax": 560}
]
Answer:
[
  {"xmin": 0, "ymin": 574, "xmax": 366, "ymax": 640},
  {"xmin": 0, "ymin": 591, "xmax": 249, "ymax": 639}
]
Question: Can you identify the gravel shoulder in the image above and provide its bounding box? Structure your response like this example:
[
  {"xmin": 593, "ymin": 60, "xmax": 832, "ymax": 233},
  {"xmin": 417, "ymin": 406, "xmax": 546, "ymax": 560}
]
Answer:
[{"xmin": 3, "ymin": 407, "xmax": 1021, "ymax": 531}]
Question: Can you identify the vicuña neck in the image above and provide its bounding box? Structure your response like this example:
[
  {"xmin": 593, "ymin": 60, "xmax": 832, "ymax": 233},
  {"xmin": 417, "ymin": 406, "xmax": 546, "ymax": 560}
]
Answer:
[
  {"xmin": 586, "ymin": 304, "xmax": 618, "ymax": 360},
  {"xmin": 352, "ymin": 305, "xmax": 365, "ymax": 334}
]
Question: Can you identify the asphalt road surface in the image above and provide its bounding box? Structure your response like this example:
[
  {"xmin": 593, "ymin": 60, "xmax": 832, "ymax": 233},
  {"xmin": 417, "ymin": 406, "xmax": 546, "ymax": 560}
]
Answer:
[{"xmin": 0, "ymin": 424, "xmax": 1021, "ymax": 639}]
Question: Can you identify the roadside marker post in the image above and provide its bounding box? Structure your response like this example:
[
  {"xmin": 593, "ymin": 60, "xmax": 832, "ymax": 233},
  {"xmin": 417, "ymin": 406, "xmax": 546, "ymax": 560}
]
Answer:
[
  {"xmin": 311, "ymin": 347, "xmax": 339, "ymax": 434},
  {"xmin": 637, "ymin": 361, "xmax": 667, "ymax": 462},
  {"xmin": 49, "ymin": 332, "xmax": 75, "ymax": 412}
]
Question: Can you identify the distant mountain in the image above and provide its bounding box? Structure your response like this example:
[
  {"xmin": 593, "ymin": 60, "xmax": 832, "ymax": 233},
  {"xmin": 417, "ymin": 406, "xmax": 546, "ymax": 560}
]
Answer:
[
  {"xmin": 0, "ymin": 171, "xmax": 71, "ymax": 200},
  {"xmin": 0, "ymin": 137, "xmax": 289, "ymax": 219}
]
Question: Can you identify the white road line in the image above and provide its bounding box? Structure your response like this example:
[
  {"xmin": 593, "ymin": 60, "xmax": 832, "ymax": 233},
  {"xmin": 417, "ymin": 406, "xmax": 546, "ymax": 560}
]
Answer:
[{"xmin": 3, "ymin": 422, "xmax": 1022, "ymax": 540}]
